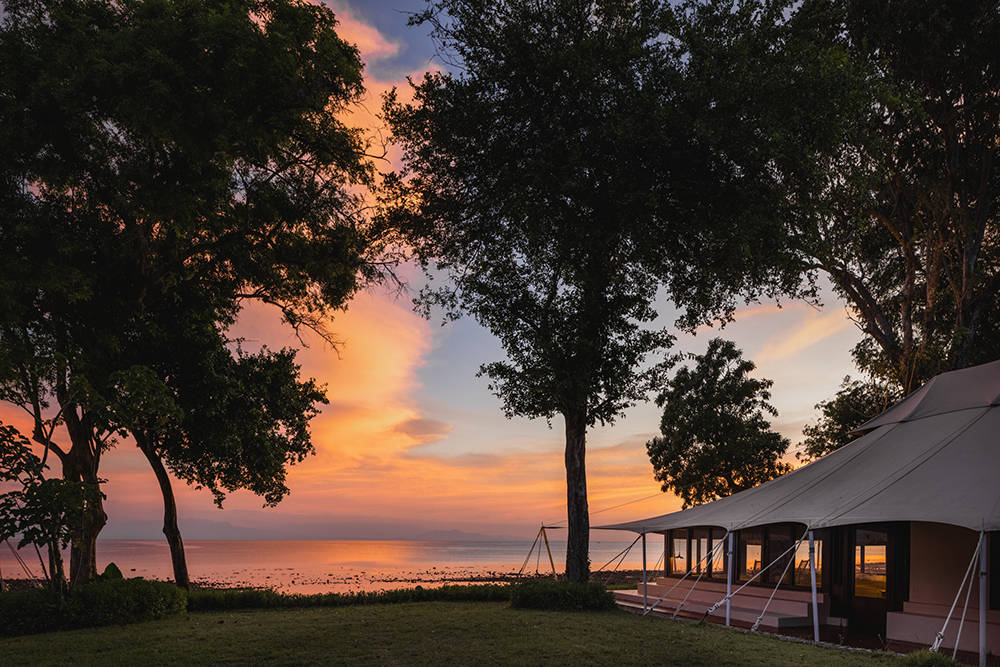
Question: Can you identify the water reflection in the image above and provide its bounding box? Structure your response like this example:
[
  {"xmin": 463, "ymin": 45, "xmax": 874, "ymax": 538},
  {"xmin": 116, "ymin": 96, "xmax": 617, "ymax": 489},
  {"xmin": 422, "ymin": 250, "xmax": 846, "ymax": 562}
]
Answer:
[
  {"xmin": 0, "ymin": 539, "xmax": 644, "ymax": 594},
  {"xmin": 793, "ymin": 539, "xmax": 822, "ymax": 588}
]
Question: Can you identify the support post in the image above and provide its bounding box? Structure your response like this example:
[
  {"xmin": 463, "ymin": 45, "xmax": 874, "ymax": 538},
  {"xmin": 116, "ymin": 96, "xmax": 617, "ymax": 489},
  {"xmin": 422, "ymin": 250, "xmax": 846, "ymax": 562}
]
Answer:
[
  {"xmin": 541, "ymin": 526, "xmax": 557, "ymax": 578},
  {"xmin": 642, "ymin": 532, "xmax": 648, "ymax": 612},
  {"xmin": 517, "ymin": 528, "xmax": 542, "ymax": 577},
  {"xmin": 809, "ymin": 530, "xmax": 820, "ymax": 643},
  {"xmin": 979, "ymin": 531, "xmax": 987, "ymax": 667},
  {"xmin": 726, "ymin": 532, "xmax": 734, "ymax": 627}
]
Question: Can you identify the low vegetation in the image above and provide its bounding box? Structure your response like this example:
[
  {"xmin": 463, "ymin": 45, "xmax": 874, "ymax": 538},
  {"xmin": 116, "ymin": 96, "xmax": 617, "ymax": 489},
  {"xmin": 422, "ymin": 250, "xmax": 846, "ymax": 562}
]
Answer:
[
  {"xmin": 0, "ymin": 578, "xmax": 186, "ymax": 637},
  {"xmin": 0, "ymin": 580, "xmax": 961, "ymax": 665},
  {"xmin": 509, "ymin": 580, "xmax": 616, "ymax": 611},
  {"xmin": 0, "ymin": 579, "xmax": 609, "ymax": 637},
  {"xmin": 0, "ymin": 600, "xmax": 914, "ymax": 666},
  {"xmin": 187, "ymin": 583, "xmax": 511, "ymax": 612}
]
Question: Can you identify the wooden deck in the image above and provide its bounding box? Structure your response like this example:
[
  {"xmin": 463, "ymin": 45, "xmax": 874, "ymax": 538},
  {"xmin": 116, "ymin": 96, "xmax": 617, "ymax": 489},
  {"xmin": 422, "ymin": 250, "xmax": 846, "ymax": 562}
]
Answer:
[{"xmin": 613, "ymin": 577, "xmax": 824, "ymax": 631}]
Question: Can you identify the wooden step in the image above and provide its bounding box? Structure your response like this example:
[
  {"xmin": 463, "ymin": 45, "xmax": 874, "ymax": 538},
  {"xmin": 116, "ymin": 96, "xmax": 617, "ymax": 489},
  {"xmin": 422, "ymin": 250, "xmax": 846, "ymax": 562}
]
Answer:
[
  {"xmin": 614, "ymin": 590, "xmax": 813, "ymax": 630},
  {"xmin": 651, "ymin": 577, "xmax": 825, "ymax": 604},
  {"xmin": 640, "ymin": 582, "xmax": 813, "ymax": 617}
]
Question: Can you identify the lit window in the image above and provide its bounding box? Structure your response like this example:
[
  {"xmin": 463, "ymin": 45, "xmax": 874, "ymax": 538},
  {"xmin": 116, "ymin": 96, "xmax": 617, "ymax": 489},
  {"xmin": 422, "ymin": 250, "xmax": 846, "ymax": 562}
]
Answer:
[
  {"xmin": 854, "ymin": 528, "xmax": 887, "ymax": 599},
  {"xmin": 670, "ymin": 530, "xmax": 688, "ymax": 576},
  {"xmin": 693, "ymin": 528, "xmax": 709, "ymax": 574},
  {"xmin": 710, "ymin": 529, "xmax": 725, "ymax": 579},
  {"xmin": 739, "ymin": 528, "xmax": 763, "ymax": 581},
  {"xmin": 793, "ymin": 538, "xmax": 822, "ymax": 588}
]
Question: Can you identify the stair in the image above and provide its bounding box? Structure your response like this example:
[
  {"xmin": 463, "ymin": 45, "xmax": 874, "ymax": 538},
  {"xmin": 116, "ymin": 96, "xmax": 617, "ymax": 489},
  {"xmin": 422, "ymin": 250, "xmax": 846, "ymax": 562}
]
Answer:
[{"xmin": 613, "ymin": 578, "xmax": 820, "ymax": 630}]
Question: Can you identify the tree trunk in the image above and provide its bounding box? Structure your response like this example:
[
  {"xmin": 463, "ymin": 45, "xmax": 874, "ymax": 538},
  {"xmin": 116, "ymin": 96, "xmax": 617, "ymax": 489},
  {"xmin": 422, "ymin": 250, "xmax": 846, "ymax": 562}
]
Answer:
[
  {"xmin": 68, "ymin": 487, "xmax": 106, "ymax": 587},
  {"xmin": 138, "ymin": 440, "xmax": 190, "ymax": 588},
  {"xmin": 63, "ymin": 448, "xmax": 106, "ymax": 588},
  {"xmin": 563, "ymin": 407, "xmax": 590, "ymax": 583},
  {"xmin": 48, "ymin": 542, "xmax": 67, "ymax": 596}
]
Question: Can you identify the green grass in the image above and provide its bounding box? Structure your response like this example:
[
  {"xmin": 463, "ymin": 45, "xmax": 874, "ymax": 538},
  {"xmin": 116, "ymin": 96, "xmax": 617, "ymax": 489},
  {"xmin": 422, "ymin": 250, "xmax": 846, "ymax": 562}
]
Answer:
[{"xmin": 0, "ymin": 601, "xmax": 903, "ymax": 666}]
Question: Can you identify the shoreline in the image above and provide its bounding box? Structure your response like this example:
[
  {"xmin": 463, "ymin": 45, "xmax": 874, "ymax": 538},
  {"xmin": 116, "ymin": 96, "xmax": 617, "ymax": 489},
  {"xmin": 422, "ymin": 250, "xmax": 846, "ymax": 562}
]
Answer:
[{"xmin": 1, "ymin": 569, "xmax": 648, "ymax": 594}]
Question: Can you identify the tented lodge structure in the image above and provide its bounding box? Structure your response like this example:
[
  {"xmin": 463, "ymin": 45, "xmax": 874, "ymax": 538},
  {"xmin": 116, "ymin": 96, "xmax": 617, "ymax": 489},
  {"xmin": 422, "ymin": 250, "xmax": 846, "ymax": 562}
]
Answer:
[{"xmin": 600, "ymin": 360, "xmax": 1000, "ymax": 665}]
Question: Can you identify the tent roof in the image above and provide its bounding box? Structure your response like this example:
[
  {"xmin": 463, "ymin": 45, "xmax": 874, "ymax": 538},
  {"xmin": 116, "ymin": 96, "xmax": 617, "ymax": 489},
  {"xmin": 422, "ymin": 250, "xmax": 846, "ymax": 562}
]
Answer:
[
  {"xmin": 599, "ymin": 360, "xmax": 1000, "ymax": 534},
  {"xmin": 855, "ymin": 358, "xmax": 1000, "ymax": 432}
]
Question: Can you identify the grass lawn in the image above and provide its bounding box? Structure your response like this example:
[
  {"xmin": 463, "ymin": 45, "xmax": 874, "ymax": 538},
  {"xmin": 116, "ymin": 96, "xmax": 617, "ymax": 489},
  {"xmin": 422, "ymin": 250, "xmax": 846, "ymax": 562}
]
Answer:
[{"xmin": 0, "ymin": 602, "xmax": 906, "ymax": 666}]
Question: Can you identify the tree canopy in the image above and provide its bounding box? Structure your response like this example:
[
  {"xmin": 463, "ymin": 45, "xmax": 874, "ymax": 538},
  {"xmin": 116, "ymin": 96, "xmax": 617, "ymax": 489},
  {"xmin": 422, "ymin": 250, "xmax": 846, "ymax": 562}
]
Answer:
[
  {"xmin": 796, "ymin": 376, "xmax": 897, "ymax": 462},
  {"xmin": 646, "ymin": 339, "xmax": 791, "ymax": 508},
  {"xmin": 799, "ymin": 1, "xmax": 1000, "ymax": 393},
  {"xmin": 385, "ymin": 0, "xmax": 804, "ymax": 580},
  {"xmin": 677, "ymin": 0, "xmax": 1000, "ymax": 455},
  {"xmin": 0, "ymin": 0, "xmax": 377, "ymax": 586}
]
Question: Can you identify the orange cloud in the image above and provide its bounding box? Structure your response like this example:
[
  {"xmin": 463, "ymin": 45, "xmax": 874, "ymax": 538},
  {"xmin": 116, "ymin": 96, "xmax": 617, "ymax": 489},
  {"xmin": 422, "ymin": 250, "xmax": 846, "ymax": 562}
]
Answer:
[
  {"xmin": 323, "ymin": 1, "xmax": 402, "ymax": 63},
  {"xmin": 755, "ymin": 308, "xmax": 854, "ymax": 362},
  {"xmin": 393, "ymin": 417, "xmax": 453, "ymax": 442}
]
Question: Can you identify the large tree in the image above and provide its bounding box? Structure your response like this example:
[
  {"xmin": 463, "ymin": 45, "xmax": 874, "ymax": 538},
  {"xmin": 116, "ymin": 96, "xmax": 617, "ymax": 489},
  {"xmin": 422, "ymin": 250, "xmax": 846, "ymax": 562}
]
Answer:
[
  {"xmin": 106, "ymin": 335, "xmax": 327, "ymax": 588},
  {"xmin": 385, "ymin": 0, "xmax": 801, "ymax": 581},
  {"xmin": 646, "ymin": 339, "xmax": 791, "ymax": 508},
  {"xmin": 0, "ymin": 0, "xmax": 376, "ymax": 585},
  {"xmin": 676, "ymin": 0, "xmax": 1000, "ymax": 452}
]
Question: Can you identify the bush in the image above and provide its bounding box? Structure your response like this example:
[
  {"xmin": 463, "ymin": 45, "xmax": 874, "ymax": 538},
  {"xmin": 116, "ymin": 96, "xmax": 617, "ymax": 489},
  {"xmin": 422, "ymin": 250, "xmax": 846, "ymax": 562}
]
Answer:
[
  {"xmin": 0, "ymin": 587, "xmax": 63, "ymax": 636},
  {"xmin": 100, "ymin": 562, "xmax": 124, "ymax": 580},
  {"xmin": 65, "ymin": 578, "xmax": 186, "ymax": 627},
  {"xmin": 187, "ymin": 583, "xmax": 511, "ymax": 612},
  {"xmin": 0, "ymin": 578, "xmax": 186, "ymax": 637},
  {"xmin": 510, "ymin": 580, "xmax": 615, "ymax": 611}
]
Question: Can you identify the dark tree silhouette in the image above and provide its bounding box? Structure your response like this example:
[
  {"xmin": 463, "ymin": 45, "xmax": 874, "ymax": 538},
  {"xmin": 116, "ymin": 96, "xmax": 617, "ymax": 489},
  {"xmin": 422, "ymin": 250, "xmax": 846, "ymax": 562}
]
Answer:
[
  {"xmin": 385, "ymin": 0, "xmax": 803, "ymax": 581},
  {"xmin": 675, "ymin": 0, "xmax": 1000, "ymax": 454},
  {"xmin": 0, "ymin": 0, "xmax": 377, "ymax": 586},
  {"xmin": 796, "ymin": 377, "xmax": 897, "ymax": 462},
  {"xmin": 0, "ymin": 424, "xmax": 103, "ymax": 595},
  {"xmin": 679, "ymin": 0, "xmax": 1000, "ymax": 397},
  {"xmin": 647, "ymin": 339, "xmax": 791, "ymax": 508}
]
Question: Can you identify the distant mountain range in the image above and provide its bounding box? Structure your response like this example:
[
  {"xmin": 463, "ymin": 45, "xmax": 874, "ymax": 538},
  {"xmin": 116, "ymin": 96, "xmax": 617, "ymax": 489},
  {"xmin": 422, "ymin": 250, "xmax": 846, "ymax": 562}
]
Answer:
[
  {"xmin": 99, "ymin": 517, "xmax": 519, "ymax": 542},
  {"xmin": 412, "ymin": 529, "xmax": 511, "ymax": 542}
]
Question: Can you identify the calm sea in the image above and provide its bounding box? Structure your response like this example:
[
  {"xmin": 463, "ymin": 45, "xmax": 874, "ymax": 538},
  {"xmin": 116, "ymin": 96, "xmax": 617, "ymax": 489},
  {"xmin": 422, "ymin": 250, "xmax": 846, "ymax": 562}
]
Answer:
[{"xmin": 0, "ymin": 538, "xmax": 655, "ymax": 593}]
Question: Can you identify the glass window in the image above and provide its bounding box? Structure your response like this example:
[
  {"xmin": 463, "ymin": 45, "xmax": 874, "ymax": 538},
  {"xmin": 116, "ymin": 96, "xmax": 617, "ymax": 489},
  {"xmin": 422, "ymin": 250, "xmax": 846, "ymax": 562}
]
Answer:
[
  {"xmin": 793, "ymin": 536, "xmax": 822, "ymax": 588},
  {"xmin": 709, "ymin": 529, "xmax": 726, "ymax": 579},
  {"xmin": 767, "ymin": 525, "xmax": 795, "ymax": 586},
  {"xmin": 692, "ymin": 528, "xmax": 709, "ymax": 574},
  {"xmin": 670, "ymin": 530, "xmax": 688, "ymax": 576},
  {"xmin": 739, "ymin": 528, "xmax": 763, "ymax": 582},
  {"xmin": 854, "ymin": 528, "xmax": 887, "ymax": 599}
]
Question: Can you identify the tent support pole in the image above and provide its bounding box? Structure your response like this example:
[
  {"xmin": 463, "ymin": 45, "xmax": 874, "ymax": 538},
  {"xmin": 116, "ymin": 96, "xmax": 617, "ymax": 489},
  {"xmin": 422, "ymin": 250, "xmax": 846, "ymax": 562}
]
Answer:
[
  {"xmin": 979, "ymin": 531, "xmax": 987, "ymax": 667},
  {"xmin": 642, "ymin": 532, "xmax": 648, "ymax": 612},
  {"xmin": 541, "ymin": 527, "xmax": 557, "ymax": 578},
  {"xmin": 809, "ymin": 530, "xmax": 820, "ymax": 643},
  {"xmin": 953, "ymin": 539, "xmax": 979, "ymax": 661},
  {"xmin": 931, "ymin": 534, "xmax": 982, "ymax": 653},
  {"xmin": 726, "ymin": 532, "xmax": 734, "ymax": 627}
]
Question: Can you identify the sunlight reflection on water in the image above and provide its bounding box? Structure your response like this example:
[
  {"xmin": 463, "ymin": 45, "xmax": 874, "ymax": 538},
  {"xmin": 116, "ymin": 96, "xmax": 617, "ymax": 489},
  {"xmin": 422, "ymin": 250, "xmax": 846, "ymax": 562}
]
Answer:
[{"xmin": 0, "ymin": 539, "xmax": 647, "ymax": 593}]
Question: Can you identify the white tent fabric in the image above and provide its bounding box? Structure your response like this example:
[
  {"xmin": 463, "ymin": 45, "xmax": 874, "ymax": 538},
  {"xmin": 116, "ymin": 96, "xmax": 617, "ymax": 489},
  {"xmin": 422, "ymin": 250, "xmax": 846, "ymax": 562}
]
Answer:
[
  {"xmin": 599, "ymin": 360, "xmax": 1000, "ymax": 534},
  {"xmin": 856, "ymin": 358, "xmax": 1000, "ymax": 432}
]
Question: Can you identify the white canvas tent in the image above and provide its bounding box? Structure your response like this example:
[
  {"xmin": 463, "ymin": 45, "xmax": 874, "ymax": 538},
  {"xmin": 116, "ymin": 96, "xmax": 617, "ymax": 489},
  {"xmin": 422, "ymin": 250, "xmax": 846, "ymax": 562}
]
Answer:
[{"xmin": 599, "ymin": 359, "xmax": 1000, "ymax": 664}]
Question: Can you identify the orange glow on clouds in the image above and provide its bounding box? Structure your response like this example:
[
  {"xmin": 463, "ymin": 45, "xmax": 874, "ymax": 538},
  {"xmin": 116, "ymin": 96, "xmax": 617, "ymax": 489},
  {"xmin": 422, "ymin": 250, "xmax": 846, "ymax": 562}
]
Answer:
[
  {"xmin": 326, "ymin": 2, "xmax": 402, "ymax": 63},
  {"xmin": 1, "ymin": 2, "xmax": 861, "ymax": 542},
  {"xmin": 755, "ymin": 307, "xmax": 855, "ymax": 362},
  {"xmin": 97, "ymin": 288, "xmax": 669, "ymax": 536}
]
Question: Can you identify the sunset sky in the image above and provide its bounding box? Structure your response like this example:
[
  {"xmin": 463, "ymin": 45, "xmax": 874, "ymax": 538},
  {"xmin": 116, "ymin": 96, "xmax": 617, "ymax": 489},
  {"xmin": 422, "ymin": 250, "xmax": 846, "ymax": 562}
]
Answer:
[{"xmin": 6, "ymin": 0, "xmax": 866, "ymax": 542}]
